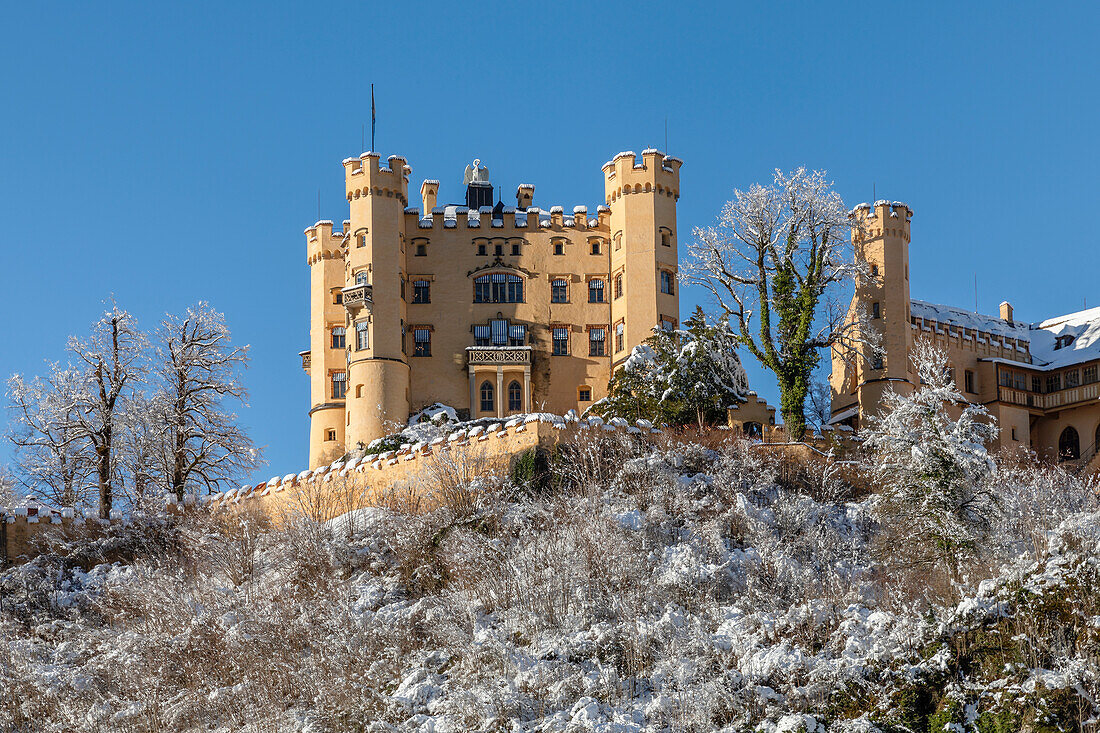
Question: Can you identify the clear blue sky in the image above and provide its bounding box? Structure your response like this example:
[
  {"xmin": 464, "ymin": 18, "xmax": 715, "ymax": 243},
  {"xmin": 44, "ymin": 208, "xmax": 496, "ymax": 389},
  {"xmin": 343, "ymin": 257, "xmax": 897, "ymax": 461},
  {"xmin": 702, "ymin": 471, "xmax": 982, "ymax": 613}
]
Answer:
[{"xmin": 2, "ymin": 2, "xmax": 1097, "ymax": 475}]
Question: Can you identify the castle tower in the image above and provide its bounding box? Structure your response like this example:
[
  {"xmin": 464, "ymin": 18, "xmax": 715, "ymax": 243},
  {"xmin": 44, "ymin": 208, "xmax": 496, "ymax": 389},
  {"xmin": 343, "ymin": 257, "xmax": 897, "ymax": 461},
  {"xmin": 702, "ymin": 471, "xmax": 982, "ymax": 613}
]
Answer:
[
  {"xmin": 305, "ymin": 220, "xmax": 349, "ymax": 466},
  {"xmin": 342, "ymin": 152, "xmax": 412, "ymax": 453},
  {"xmin": 831, "ymin": 200, "xmax": 914, "ymax": 426},
  {"xmin": 603, "ymin": 149, "xmax": 682, "ymax": 366}
]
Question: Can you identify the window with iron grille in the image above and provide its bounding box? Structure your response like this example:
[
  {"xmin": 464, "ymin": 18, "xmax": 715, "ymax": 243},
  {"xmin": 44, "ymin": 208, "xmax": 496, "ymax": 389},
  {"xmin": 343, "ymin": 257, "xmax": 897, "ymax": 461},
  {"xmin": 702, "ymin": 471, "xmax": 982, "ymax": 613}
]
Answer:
[
  {"xmin": 552, "ymin": 327, "xmax": 569, "ymax": 355},
  {"xmin": 413, "ymin": 328, "xmax": 431, "ymax": 357},
  {"xmin": 589, "ymin": 328, "xmax": 606, "ymax": 356},
  {"xmin": 412, "ymin": 280, "xmax": 430, "ymax": 304},
  {"xmin": 588, "ymin": 279, "xmax": 605, "ymax": 303},
  {"xmin": 614, "ymin": 274, "xmax": 623, "ymax": 299},
  {"xmin": 331, "ymin": 372, "xmax": 347, "ymax": 399},
  {"xmin": 331, "ymin": 326, "xmax": 345, "ymax": 349},
  {"xmin": 355, "ymin": 322, "xmax": 369, "ymax": 350},
  {"xmin": 551, "ymin": 278, "xmax": 568, "ymax": 303}
]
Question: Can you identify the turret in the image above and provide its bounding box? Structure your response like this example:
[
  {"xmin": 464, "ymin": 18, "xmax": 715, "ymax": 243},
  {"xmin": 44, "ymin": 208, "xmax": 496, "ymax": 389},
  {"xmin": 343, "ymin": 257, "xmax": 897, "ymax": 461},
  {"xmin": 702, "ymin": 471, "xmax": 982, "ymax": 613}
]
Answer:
[
  {"xmin": 305, "ymin": 220, "xmax": 348, "ymax": 467},
  {"xmin": 342, "ymin": 152, "xmax": 412, "ymax": 452},
  {"xmin": 832, "ymin": 199, "xmax": 915, "ymax": 427},
  {"xmin": 603, "ymin": 149, "xmax": 681, "ymax": 365}
]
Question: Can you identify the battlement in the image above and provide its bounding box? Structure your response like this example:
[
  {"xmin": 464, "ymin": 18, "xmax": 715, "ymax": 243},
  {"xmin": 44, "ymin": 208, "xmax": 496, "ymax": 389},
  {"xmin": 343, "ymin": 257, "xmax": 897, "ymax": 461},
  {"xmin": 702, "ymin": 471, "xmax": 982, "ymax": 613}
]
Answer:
[
  {"xmin": 404, "ymin": 206, "xmax": 609, "ymax": 232},
  {"xmin": 849, "ymin": 200, "xmax": 912, "ymax": 241},
  {"xmin": 344, "ymin": 152, "xmax": 410, "ymax": 205},
  {"xmin": 1, "ymin": 505, "xmax": 122, "ymax": 565},
  {"xmin": 304, "ymin": 219, "xmax": 347, "ymax": 264},
  {"xmin": 215, "ymin": 413, "xmax": 661, "ymax": 521},
  {"xmin": 602, "ymin": 149, "xmax": 681, "ymax": 204}
]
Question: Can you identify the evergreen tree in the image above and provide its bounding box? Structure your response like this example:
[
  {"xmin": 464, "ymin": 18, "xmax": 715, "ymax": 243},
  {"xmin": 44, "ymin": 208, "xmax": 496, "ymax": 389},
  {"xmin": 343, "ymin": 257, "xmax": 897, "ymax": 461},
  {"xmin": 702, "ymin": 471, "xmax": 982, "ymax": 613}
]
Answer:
[{"xmin": 597, "ymin": 308, "xmax": 749, "ymax": 427}]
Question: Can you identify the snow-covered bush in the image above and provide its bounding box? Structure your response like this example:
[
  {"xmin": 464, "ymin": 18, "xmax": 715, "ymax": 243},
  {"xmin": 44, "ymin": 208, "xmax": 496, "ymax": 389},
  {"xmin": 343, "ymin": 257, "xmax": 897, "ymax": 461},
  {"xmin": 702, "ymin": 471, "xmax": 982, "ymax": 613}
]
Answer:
[
  {"xmin": 863, "ymin": 342, "xmax": 1000, "ymax": 584},
  {"xmin": 2, "ymin": 427, "xmax": 1099, "ymax": 731}
]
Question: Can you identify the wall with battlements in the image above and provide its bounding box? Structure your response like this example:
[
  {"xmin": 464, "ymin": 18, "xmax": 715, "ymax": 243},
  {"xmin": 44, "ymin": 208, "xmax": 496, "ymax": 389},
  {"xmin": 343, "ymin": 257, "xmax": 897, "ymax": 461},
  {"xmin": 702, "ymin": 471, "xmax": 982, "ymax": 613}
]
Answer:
[{"xmin": 208, "ymin": 414, "xmax": 661, "ymax": 523}]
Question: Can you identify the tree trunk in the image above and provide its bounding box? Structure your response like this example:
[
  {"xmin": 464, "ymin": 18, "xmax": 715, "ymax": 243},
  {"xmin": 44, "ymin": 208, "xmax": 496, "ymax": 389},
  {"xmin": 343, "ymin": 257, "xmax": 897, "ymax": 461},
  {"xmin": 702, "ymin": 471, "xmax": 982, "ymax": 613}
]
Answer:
[
  {"xmin": 97, "ymin": 433, "xmax": 112, "ymax": 520},
  {"xmin": 779, "ymin": 375, "xmax": 808, "ymax": 442}
]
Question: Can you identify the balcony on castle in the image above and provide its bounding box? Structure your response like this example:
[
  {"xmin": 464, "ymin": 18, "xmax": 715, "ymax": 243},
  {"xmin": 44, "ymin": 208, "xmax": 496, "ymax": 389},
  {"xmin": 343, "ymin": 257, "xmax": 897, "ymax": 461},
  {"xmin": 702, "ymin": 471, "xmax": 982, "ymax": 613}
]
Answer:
[
  {"xmin": 466, "ymin": 345, "xmax": 532, "ymax": 366},
  {"xmin": 299, "ymin": 350, "xmax": 311, "ymax": 374},
  {"xmin": 341, "ymin": 284, "xmax": 373, "ymax": 313}
]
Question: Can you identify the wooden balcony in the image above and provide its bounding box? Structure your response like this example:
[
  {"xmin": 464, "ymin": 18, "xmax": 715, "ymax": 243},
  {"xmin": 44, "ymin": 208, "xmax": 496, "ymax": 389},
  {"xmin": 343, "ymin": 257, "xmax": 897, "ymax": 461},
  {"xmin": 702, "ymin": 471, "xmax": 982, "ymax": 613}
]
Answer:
[{"xmin": 466, "ymin": 346, "xmax": 532, "ymax": 366}]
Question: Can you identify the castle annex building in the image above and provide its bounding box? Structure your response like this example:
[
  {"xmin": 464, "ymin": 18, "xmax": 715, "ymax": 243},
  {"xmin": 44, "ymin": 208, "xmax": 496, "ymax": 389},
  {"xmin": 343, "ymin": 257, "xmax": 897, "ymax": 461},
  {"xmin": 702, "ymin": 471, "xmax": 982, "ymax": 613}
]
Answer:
[
  {"xmin": 302, "ymin": 150, "xmax": 681, "ymax": 467},
  {"xmin": 830, "ymin": 201, "xmax": 1100, "ymax": 469}
]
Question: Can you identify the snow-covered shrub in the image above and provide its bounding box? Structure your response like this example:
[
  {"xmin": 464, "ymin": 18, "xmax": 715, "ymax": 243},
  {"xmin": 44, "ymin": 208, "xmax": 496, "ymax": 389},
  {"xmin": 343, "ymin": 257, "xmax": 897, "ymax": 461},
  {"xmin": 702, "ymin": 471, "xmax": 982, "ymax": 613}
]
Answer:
[
  {"xmin": 3, "ymin": 426, "xmax": 1100, "ymax": 731},
  {"xmin": 863, "ymin": 341, "xmax": 1000, "ymax": 585}
]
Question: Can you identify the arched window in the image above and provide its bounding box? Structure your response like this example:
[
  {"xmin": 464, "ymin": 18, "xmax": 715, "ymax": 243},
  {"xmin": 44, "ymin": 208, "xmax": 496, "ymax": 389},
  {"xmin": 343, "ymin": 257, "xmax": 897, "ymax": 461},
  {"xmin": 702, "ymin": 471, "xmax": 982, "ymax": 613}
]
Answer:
[
  {"xmin": 1059, "ymin": 426, "xmax": 1080, "ymax": 461},
  {"xmin": 355, "ymin": 271, "xmax": 370, "ymax": 286},
  {"xmin": 480, "ymin": 381, "xmax": 495, "ymax": 413},
  {"xmin": 508, "ymin": 381, "xmax": 522, "ymax": 412}
]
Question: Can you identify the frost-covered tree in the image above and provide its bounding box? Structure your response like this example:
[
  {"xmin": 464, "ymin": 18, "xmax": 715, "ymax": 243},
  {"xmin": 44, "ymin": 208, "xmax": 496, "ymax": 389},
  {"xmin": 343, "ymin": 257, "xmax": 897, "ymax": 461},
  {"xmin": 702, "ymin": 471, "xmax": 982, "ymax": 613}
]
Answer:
[
  {"xmin": 598, "ymin": 307, "xmax": 749, "ymax": 427},
  {"xmin": 115, "ymin": 393, "xmax": 166, "ymax": 509},
  {"xmin": 6, "ymin": 366, "xmax": 96, "ymax": 510},
  {"xmin": 684, "ymin": 168, "xmax": 876, "ymax": 440},
  {"xmin": 66, "ymin": 305, "xmax": 149, "ymax": 519},
  {"xmin": 154, "ymin": 303, "xmax": 259, "ymax": 501},
  {"xmin": 863, "ymin": 341, "xmax": 1000, "ymax": 576}
]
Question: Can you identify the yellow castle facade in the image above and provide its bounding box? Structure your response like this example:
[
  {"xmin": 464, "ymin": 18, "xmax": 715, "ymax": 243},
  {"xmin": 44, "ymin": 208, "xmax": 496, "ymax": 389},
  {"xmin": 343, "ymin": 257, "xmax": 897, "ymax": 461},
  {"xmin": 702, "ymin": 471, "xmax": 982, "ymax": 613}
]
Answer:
[
  {"xmin": 302, "ymin": 149, "xmax": 681, "ymax": 467},
  {"xmin": 830, "ymin": 201, "xmax": 1100, "ymax": 470}
]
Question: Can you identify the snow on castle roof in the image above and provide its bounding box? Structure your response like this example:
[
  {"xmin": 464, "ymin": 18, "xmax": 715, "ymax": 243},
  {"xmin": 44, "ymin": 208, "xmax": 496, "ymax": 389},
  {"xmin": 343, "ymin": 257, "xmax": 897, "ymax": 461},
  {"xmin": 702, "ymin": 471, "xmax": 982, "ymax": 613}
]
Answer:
[{"xmin": 911, "ymin": 299, "xmax": 1100, "ymax": 370}]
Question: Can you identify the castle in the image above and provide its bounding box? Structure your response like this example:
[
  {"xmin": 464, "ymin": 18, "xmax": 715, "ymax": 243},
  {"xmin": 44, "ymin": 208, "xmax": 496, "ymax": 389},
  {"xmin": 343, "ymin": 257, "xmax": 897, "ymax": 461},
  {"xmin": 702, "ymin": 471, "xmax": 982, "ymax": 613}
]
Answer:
[
  {"xmin": 830, "ymin": 201, "xmax": 1100, "ymax": 469},
  {"xmin": 302, "ymin": 150, "xmax": 681, "ymax": 467}
]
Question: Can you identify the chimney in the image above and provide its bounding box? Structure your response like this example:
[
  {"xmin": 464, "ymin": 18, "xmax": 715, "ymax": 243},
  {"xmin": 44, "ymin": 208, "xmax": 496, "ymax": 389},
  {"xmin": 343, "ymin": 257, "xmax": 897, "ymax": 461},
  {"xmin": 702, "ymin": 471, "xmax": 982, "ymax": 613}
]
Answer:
[
  {"xmin": 516, "ymin": 184, "xmax": 534, "ymax": 209},
  {"xmin": 420, "ymin": 180, "xmax": 439, "ymax": 215},
  {"xmin": 999, "ymin": 301, "xmax": 1014, "ymax": 323}
]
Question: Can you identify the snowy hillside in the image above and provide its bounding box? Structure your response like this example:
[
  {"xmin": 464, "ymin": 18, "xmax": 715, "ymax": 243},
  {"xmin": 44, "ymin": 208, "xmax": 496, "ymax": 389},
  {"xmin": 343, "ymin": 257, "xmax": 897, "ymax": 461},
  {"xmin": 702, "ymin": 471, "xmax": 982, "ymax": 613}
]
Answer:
[{"xmin": 2, "ymin": 430, "xmax": 1099, "ymax": 732}]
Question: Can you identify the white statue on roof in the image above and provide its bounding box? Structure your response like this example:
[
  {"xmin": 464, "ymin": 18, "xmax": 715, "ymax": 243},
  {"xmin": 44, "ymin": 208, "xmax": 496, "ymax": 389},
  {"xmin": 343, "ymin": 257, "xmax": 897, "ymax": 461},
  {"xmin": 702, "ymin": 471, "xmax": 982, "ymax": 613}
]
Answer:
[{"xmin": 464, "ymin": 159, "xmax": 490, "ymax": 185}]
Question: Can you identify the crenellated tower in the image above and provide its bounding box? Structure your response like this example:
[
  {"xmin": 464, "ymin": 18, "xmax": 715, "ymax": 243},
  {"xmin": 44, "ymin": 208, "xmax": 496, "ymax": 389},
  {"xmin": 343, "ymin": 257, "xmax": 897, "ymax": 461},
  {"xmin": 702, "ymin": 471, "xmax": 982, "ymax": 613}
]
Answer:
[
  {"xmin": 305, "ymin": 220, "xmax": 349, "ymax": 466},
  {"xmin": 830, "ymin": 200, "xmax": 915, "ymax": 426},
  {"xmin": 342, "ymin": 152, "xmax": 411, "ymax": 453},
  {"xmin": 603, "ymin": 149, "xmax": 682, "ymax": 366}
]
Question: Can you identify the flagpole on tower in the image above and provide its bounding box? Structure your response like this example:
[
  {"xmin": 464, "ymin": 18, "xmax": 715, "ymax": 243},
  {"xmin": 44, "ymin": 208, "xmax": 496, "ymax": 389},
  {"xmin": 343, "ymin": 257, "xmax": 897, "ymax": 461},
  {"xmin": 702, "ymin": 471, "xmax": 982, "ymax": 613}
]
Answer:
[{"xmin": 371, "ymin": 84, "xmax": 376, "ymax": 152}]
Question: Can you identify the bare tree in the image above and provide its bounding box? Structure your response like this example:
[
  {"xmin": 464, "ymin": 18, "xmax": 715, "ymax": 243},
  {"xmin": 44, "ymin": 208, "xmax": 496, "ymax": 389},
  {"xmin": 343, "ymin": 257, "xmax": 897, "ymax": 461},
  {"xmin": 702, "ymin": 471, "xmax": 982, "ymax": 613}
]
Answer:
[
  {"xmin": 6, "ymin": 366, "xmax": 96, "ymax": 510},
  {"xmin": 115, "ymin": 393, "xmax": 167, "ymax": 510},
  {"xmin": 66, "ymin": 304, "xmax": 148, "ymax": 519},
  {"xmin": 155, "ymin": 303, "xmax": 260, "ymax": 501},
  {"xmin": 684, "ymin": 168, "xmax": 877, "ymax": 439}
]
